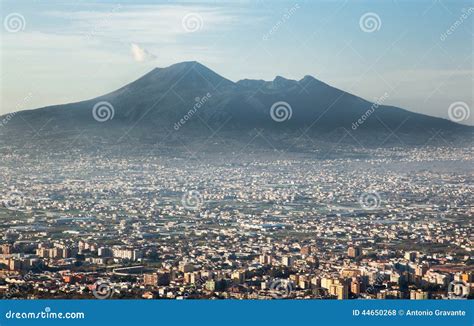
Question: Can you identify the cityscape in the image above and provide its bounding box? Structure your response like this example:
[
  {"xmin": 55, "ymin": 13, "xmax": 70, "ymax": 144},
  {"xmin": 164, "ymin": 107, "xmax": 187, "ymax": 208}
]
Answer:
[
  {"xmin": 1, "ymin": 145, "xmax": 472, "ymax": 300},
  {"xmin": 0, "ymin": 0, "xmax": 472, "ymax": 310}
]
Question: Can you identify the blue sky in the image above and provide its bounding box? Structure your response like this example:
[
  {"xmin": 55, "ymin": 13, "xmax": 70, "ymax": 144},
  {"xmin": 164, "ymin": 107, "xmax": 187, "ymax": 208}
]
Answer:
[{"xmin": 1, "ymin": 0, "xmax": 473, "ymax": 124}]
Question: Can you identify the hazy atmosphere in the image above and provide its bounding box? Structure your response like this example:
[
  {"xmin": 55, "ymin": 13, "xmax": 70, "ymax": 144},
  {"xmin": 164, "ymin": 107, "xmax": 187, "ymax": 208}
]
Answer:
[
  {"xmin": 1, "ymin": 0, "xmax": 473, "ymax": 125},
  {"xmin": 0, "ymin": 0, "xmax": 473, "ymax": 314}
]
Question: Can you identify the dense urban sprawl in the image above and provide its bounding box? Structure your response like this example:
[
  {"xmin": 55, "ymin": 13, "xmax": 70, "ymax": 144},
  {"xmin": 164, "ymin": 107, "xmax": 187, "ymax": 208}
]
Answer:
[{"xmin": 0, "ymin": 146, "xmax": 472, "ymax": 299}]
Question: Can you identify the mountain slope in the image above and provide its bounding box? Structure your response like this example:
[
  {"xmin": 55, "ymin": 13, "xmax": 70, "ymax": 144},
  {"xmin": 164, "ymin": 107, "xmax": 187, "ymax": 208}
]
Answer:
[{"xmin": 0, "ymin": 61, "xmax": 471, "ymax": 150}]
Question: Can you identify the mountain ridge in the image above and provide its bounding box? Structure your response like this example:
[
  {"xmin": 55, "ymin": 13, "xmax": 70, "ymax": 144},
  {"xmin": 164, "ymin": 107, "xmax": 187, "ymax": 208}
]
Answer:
[{"xmin": 1, "ymin": 61, "xmax": 472, "ymax": 150}]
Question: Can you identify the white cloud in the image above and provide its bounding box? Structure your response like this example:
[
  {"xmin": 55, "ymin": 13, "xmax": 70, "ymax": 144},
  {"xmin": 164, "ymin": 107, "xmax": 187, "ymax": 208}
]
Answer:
[
  {"xmin": 0, "ymin": 3, "xmax": 249, "ymax": 114},
  {"xmin": 130, "ymin": 43, "xmax": 156, "ymax": 62}
]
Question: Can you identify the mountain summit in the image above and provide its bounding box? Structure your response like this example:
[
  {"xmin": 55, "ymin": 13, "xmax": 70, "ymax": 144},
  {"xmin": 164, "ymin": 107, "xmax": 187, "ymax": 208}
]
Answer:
[{"xmin": 1, "ymin": 61, "xmax": 471, "ymax": 150}]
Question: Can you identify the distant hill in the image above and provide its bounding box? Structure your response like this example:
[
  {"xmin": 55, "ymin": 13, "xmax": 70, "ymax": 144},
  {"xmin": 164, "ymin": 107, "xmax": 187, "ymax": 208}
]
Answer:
[{"xmin": 1, "ymin": 61, "xmax": 472, "ymax": 151}]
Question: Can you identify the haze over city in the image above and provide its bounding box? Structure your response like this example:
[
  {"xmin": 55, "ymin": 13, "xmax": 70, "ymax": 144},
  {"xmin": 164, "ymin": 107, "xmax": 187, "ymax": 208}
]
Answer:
[{"xmin": 0, "ymin": 0, "xmax": 473, "ymax": 303}]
